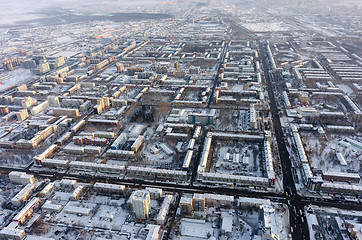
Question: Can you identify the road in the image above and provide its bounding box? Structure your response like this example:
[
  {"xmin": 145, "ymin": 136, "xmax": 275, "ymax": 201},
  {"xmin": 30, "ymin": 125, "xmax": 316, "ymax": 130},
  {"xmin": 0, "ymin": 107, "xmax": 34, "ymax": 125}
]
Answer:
[
  {"xmin": 206, "ymin": 40, "xmax": 228, "ymax": 108},
  {"xmin": 223, "ymin": 17, "xmax": 314, "ymax": 238},
  {"xmin": 3, "ymin": 167, "xmax": 362, "ymax": 211},
  {"xmin": 259, "ymin": 42, "xmax": 310, "ymax": 240}
]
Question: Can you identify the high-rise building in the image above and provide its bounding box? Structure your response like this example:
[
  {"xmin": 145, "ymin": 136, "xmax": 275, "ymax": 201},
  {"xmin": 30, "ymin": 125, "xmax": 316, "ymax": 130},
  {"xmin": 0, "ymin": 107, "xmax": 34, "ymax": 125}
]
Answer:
[
  {"xmin": 22, "ymin": 59, "xmax": 36, "ymax": 69},
  {"xmin": 132, "ymin": 190, "xmax": 151, "ymax": 220},
  {"xmin": 192, "ymin": 193, "xmax": 205, "ymax": 212},
  {"xmin": 179, "ymin": 196, "xmax": 193, "ymax": 215},
  {"xmin": 3, "ymin": 60, "xmax": 13, "ymax": 71}
]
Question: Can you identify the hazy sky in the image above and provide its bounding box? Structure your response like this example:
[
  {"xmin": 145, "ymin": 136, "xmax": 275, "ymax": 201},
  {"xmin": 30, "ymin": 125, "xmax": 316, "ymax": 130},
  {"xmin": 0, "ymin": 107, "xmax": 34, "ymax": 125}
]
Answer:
[
  {"xmin": 0, "ymin": 0, "xmax": 360, "ymax": 27},
  {"xmin": 0, "ymin": 0, "xmax": 169, "ymax": 26}
]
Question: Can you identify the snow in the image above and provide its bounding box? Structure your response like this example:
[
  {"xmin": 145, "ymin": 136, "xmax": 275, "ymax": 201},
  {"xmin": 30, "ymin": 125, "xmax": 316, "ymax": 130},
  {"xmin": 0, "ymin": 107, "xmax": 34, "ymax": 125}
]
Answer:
[
  {"xmin": 337, "ymin": 84, "xmax": 354, "ymax": 95},
  {"xmin": 221, "ymin": 212, "xmax": 233, "ymax": 234},
  {"xmin": 210, "ymin": 140, "xmax": 264, "ymax": 178},
  {"xmin": 179, "ymin": 218, "xmax": 214, "ymax": 239},
  {"xmin": 88, "ymin": 203, "xmax": 127, "ymax": 230},
  {"xmin": 49, "ymin": 51, "xmax": 79, "ymax": 58},
  {"xmin": 242, "ymin": 22, "xmax": 290, "ymax": 32},
  {"xmin": 232, "ymin": 84, "xmax": 245, "ymax": 91},
  {"xmin": 0, "ymin": 69, "xmax": 33, "ymax": 91},
  {"xmin": 300, "ymin": 132, "xmax": 362, "ymax": 175}
]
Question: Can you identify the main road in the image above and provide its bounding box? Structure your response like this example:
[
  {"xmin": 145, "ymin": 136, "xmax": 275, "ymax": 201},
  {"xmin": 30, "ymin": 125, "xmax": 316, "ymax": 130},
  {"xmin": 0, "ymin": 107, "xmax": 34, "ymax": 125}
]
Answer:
[
  {"xmin": 206, "ymin": 40, "xmax": 228, "ymax": 108},
  {"xmin": 258, "ymin": 42, "xmax": 310, "ymax": 240}
]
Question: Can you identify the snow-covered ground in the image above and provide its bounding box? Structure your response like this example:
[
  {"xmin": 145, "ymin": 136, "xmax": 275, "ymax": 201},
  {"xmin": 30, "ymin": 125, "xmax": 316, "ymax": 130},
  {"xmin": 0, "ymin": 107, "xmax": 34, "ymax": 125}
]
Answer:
[
  {"xmin": 300, "ymin": 132, "xmax": 362, "ymax": 175},
  {"xmin": 214, "ymin": 109, "xmax": 248, "ymax": 131},
  {"xmin": 336, "ymin": 84, "xmax": 354, "ymax": 96},
  {"xmin": 241, "ymin": 22, "xmax": 290, "ymax": 32},
  {"xmin": 0, "ymin": 148, "xmax": 36, "ymax": 168},
  {"xmin": 210, "ymin": 141, "xmax": 264, "ymax": 178},
  {"xmin": 0, "ymin": 69, "xmax": 33, "ymax": 91}
]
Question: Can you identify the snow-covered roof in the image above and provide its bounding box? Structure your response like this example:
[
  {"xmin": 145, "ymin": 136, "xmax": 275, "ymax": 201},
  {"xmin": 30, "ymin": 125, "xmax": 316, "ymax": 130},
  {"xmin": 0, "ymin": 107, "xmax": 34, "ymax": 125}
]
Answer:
[
  {"xmin": 180, "ymin": 218, "xmax": 213, "ymax": 239},
  {"xmin": 64, "ymin": 204, "xmax": 91, "ymax": 216},
  {"xmin": 237, "ymin": 197, "xmax": 270, "ymax": 206},
  {"xmin": 93, "ymin": 182, "xmax": 125, "ymax": 192},
  {"xmin": 322, "ymin": 171, "xmax": 360, "ymax": 179},
  {"xmin": 0, "ymin": 227, "xmax": 25, "ymax": 238},
  {"xmin": 42, "ymin": 200, "xmax": 62, "ymax": 212},
  {"xmin": 156, "ymin": 195, "xmax": 174, "ymax": 224},
  {"xmin": 221, "ymin": 213, "xmax": 233, "ymax": 233}
]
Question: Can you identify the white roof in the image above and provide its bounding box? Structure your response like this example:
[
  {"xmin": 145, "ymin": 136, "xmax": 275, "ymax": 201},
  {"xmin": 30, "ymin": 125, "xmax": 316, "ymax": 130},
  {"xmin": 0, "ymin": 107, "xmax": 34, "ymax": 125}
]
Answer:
[
  {"xmin": 93, "ymin": 182, "xmax": 125, "ymax": 191},
  {"xmin": 132, "ymin": 190, "xmax": 150, "ymax": 201},
  {"xmin": 42, "ymin": 201, "xmax": 62, "ymax": 212},
  {"xmin": 238, "ymin": 197, "xmax": 270, "ymax": 206},
  {"xmin": 42, "ymin": 158, "xmax": 69, "ymax": 165},
  {"xmin": 221, "ymin": 213, "xmax": 233, "ymax": 233},
  {"xmin": 261, "ymin": 204, "xmax": 279, "ymax": 237},
  {"xmin": 200, "ymin": 172, "xmax": 269, "ymax": 184},
  {"xmin": 204, "ymin": 193, "xmax": 234, "ymax": 202},
  {"xmin": 25, "ymin": 235, "xmax": 55, "ymax": 240},
  {"xmin": 12, "ymin": 184, "xmax": 35, "ymax": 202},
  {"xmin": 0, "ymin": 227, "xmax": 25, "ymax": 237},
  {"xmin": 145, "ymin": 224, "xmax": 161, "ymax": 240},
  {"xmin": 60, "ymin": 179, "xmax": 77, "ymax": 186},
  {"xmin": 322, "ymin": 182, "xmax": 362, "ymax": 191},
  {"xmin": 64, "ymin": 204, "xmax": 91, "ymax": 215},
  {"xmin": 211, "ymin": 132, "xmax": 264, "ymax": 141},
  {"xmin": 323, "ymin": 171, "xmax": 360, "ymax": 179},
  {"xmin": 128, "ymin": 166, "xmax": 187, "ymax": 176},
  {"xmin": 156, "ymin": 195, "xmax": 173, "ymax": 223},
  {"xmin": 9, "ymin": 171, "xmax": 24, "ymax": 177},
  {"xmin": 180, "ymin": 218, "xmax": 213, "ymax": 239}
]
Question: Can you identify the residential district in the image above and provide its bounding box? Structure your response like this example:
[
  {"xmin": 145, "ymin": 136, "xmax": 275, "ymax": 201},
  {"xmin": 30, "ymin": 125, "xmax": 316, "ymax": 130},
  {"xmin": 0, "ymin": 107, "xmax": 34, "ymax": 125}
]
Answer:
[{"xmin": 0, "ymin": 0, "xmax": 361, "ymax": 239}]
